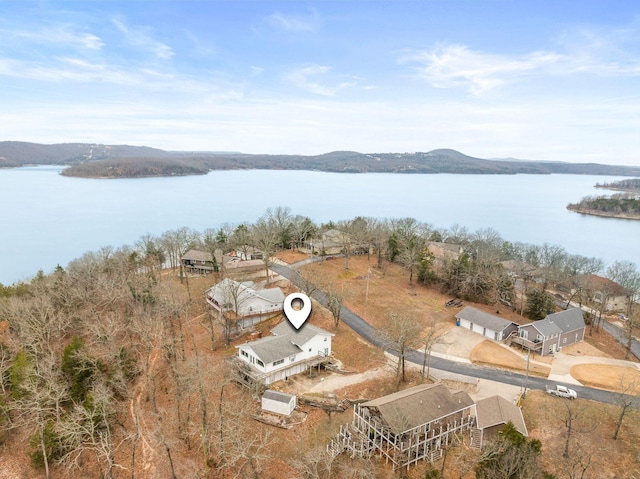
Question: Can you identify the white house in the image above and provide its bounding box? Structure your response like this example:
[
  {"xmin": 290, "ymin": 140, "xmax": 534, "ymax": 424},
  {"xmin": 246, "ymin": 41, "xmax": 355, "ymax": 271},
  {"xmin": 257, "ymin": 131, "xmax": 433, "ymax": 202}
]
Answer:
[
  {"xmin": 454, "ymin": 306, "xmax": 518, "ymax": 341},
  {"xmin": 235, "ymin": 321, "xmax": 334, "ymax": 385},
  {"xmin": 205, "ymin": 278, "xmax": 285, "ymax": 328},
  {"xmin": 262, "ymin": 390, "xmax": 296, "ymax": 416}
]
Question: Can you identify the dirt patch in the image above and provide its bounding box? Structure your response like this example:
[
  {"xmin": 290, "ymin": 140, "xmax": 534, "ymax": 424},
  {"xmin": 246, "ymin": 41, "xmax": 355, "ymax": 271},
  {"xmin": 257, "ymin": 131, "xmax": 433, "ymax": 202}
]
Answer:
[
  {"xmin": 570, "ymin": 363, "xmax": 640, "ymax": 393},
  {"xmin": 561, "ymin": 339, "xmax": 612, "ymax": 357},
  {"xmin": 274, "ymin": 250, "xmax": 309, "ymax": 264},
  {"xmin": 470, "ymin": 341, "xmax": 551, "ymax": 377}
]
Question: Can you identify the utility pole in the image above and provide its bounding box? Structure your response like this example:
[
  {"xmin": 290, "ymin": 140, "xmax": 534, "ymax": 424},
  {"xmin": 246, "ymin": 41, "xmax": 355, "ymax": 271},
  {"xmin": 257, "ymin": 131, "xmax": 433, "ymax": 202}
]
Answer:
[
  {"xmin": 523, "ymin": 349, "xmax": 530, "ymax": 398},
  {"xmin": 365, "ymin": 268, "xmax": 371, "ymax": 302}
]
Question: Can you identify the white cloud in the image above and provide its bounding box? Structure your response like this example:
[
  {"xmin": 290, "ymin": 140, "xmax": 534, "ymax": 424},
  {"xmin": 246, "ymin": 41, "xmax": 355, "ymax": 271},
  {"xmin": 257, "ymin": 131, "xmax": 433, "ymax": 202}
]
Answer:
[
  {"xmin": 112, "ymin": 18, "xmax": 174, "ymax": 59},
  {"xmin": 265, "ymin": 11, "xmax": 320, "ymax": 32},
  {"xmin": 401, "ymin": 43, "xmax": 562, "ymax": 95},
  {"xmin": 285, "ymin": 65, "xmax": 357, "ymax": 96},
  {"xmin": 1, "ymin": 24, "xmax": 104, "ymax": 50}
]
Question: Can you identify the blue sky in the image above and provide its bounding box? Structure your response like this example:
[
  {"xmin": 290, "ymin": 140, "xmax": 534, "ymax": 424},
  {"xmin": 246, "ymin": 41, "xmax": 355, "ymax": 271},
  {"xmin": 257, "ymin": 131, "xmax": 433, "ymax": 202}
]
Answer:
[{"xmin": 1, "ymin": 1, "xmax": 640, "ymax": 165}]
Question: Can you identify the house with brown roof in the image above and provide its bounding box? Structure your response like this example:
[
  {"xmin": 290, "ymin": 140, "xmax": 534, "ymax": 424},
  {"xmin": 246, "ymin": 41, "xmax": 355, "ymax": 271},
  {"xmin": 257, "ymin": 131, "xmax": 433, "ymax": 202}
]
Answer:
[
  {"xmin": 557, "ymin": 274, "xmax": 631, "ymax": 312},
  {"xmin": 181, "ymin": 248, "xmax": 264, "ymax": 279},
  {"xmin": 330, "ymin": 384, "xmax": 529, "ymax": 469},
  {"xmin": 181, "ymin": 248, "xmax": 218, "ymax": 274},
  {"xmin": 331, "ymin": 383, "xmax": 476, "ymax": 468},
  {"xmin": 475, "ymin": 395, "xmax": 527, "ymax": 445}
]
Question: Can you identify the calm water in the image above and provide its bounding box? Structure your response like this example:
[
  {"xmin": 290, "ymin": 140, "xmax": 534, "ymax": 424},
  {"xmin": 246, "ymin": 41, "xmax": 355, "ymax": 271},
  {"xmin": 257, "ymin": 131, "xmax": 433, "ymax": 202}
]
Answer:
[{"xmin": 1, "ymin": 166, "xmax": 638, "ymax": 285}]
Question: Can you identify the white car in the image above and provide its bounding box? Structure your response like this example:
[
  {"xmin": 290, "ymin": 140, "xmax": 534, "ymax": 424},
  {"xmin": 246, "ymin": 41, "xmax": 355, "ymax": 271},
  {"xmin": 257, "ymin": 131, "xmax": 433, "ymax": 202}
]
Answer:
[{"xmin": 546, "ymin": 385, "xmax": 577, "ymax": 399}]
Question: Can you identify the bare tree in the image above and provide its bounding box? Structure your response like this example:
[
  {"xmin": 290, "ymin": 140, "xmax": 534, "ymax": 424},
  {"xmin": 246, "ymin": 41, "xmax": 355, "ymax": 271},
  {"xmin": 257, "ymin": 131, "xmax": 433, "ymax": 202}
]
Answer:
[
  {"xmin": 368, "ymin": 218, "xmax": 391, "ymax": 270},
  {"xmin": 252, "ymin": 214, "xmax": 280, "ymax": 283},
  {"xmin": 561, "ymin": 401, "xmax": 590, "ymax": 459},
  {"xmin": 420, "ymin": 315, "xmax": 441, "ymax": 381},
  {"xmin": 291, "ymin": 443, "xmax": 335, "ymax": 479},
  {"xmin": 612, "ymin": 374, "xmax": 640, "ymax": 440},
  {"xmin": 377, "ymin": 311, "xmax": 424, "ymax": 386},
  {"xmin": 213, "ymin": 387, "xmax": 274, "ymax": 479},
  {"xmin": 326, "ymin": 286, "xmax": 345, "ymax": 330}
]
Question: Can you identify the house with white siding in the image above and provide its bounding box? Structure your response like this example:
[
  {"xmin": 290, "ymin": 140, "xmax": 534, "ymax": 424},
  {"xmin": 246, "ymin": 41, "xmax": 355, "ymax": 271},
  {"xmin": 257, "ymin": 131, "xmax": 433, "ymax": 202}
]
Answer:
[
  {"xmin": 235, "ymin": 321, "xmax": 334, "ymax": 385},
  {"xmin": 205, "ymin": 278, "xmax": 285, "ymax": 328},
  {"xmin": 455, "ymin": 306, "xmax": 518, "ymax": 341},
  {"xmin": 262, "ymin": 390, "xmax": 297, "ymax": 416}
]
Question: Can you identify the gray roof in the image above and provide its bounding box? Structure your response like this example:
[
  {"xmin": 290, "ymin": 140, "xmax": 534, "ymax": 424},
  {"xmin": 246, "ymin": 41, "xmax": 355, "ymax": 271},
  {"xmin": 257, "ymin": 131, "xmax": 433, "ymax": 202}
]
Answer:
[
  {"xmin": 238, "ymin": 321, "xmax": 333, "ymax": 364},
  {"xmin": 263, "ymin": 389, "xmax": 295, "ymax": 403},
  {"xmin": 546, "ymin": 308, "xmax": 585, "ymax": 333},
  {"xmin": 361, "ymin": 383, "xmax": 474, "ymax": 435},
  {"xmin": 476, "ymin": 395, "xmax": 528, "ymax": 436},
  {"xmin": 241, "ymin": 335, "xmax": 301, "ymax": 364},
  {"xmin": 206, "ymin": 278, "xmax": 284, "ymax": 316},
  {"xmin": 455, "ymin": 306, "xmax": 516, "ymax": 333},
  {"xmin": 527, "ymin": 318, "xmax": 562, "ymax": 338},
  {"xmin": 271, "ymin": 321, "xmax": 334, "ymax": 346}
]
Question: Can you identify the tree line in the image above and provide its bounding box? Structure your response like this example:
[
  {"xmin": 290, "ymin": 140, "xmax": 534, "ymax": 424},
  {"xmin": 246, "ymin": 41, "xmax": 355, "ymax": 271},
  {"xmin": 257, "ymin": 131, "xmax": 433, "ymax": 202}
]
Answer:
[
  {"xmin": 1, "ymin": 207, "xmax": 639, "ymax": 477},
  {"xmin": 595, "ymin": 178, "xmax": 640, "ymax": 192},
  {"xmin": 567, "ymin": 193, "xmax": 640, "ymax": 218}
]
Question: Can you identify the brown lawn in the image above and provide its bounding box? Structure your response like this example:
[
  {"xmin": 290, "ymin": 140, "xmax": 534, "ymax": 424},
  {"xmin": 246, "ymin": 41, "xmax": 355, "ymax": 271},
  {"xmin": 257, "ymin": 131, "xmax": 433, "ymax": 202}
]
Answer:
[
  {"xmin": 522, "ymin": 391, "xmax": 640, "ymax": 479},
  {"xmin": 571, "ymin": 363, "xmax": 640, "ymax": 393},
  {"xmin": 470, "ymin": 340, "xmax": 551, "ymax": 377}
]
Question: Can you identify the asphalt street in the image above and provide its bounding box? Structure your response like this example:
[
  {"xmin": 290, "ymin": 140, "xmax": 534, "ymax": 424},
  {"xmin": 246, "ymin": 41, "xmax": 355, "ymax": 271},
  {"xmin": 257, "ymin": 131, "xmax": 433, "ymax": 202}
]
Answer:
[{"xmin": 271, "ymin": 262, "xmax": 637, "ymax": 407}]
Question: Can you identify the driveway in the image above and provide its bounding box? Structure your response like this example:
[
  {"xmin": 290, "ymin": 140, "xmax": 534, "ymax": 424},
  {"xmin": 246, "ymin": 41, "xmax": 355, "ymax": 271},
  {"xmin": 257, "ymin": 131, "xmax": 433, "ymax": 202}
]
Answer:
[{"xmin": 270, "ymin": 262, "xmax": 638, "ymax": 407}]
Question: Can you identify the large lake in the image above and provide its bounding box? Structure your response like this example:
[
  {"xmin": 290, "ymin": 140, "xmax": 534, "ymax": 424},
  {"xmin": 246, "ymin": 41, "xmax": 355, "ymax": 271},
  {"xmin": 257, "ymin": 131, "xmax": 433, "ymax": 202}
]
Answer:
[{"xmin": 1, "ymin": 166, "xmax": 638, "ymax": 285}]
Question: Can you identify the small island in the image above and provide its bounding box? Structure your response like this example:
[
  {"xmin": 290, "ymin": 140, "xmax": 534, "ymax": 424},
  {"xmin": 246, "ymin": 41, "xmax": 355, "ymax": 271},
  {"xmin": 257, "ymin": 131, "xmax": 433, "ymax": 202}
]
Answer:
[{"xmin": 567, "ymin": 178, "xmax": 640, "ymax": 220}]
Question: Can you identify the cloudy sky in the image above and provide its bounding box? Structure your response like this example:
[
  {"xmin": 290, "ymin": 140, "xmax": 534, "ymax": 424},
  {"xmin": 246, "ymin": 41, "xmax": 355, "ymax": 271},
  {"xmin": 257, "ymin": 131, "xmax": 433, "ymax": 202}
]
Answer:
[{"xmin": 2, "ymin": 1, "xmax": 640, "ymax": 165}]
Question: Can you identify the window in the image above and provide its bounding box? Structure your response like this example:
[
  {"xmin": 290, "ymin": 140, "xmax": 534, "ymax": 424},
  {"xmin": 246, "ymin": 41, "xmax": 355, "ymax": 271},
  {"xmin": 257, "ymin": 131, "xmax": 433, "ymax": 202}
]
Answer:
[
  {"xmin": 256, "ymin": 359, "xmax": 264, "ymax": 368},
  {"xmin": 563, "ymin": 337, "xmax": 567, "ymax": 344},
  {"xmin": 273, "ymin": 359, "xmax": 284, "ymax": 366},
  {"xmin": 240, "ymin": 350, "xmax": 248, "ymax": 358},
  {"xmin": 309, "ymin": 348, "xmax": 312, "ymax": 352},
  {"xmin": 324, "ymin": 337, "xmax": 327, "ymax": 342}
]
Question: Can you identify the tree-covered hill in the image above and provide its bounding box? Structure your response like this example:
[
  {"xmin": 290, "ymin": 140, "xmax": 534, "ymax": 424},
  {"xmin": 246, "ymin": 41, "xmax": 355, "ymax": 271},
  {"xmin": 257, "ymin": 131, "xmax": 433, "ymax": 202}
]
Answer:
[{"xmin": 2, "ymin": 141, "xmax": 640, "ymax": 178}]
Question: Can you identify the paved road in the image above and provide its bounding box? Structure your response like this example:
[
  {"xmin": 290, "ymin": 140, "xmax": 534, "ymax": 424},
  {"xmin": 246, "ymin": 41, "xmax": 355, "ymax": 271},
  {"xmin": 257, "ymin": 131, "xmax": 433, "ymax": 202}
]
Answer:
[
  {"xmin": 272, "ymin": 262, "xmax": 637, "ymax": 407},
  {"xmin": 601, "ymin": 319, "xmax": 640, "ymax": 359}
]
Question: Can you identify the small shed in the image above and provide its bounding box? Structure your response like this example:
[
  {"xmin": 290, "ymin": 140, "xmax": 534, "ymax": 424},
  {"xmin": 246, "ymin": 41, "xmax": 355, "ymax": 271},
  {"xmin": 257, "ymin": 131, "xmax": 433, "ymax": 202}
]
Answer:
[
  {"xmin": 475, "ymin": 395, "xmax": 528, "ymax": 446},
  {"xmin": 262, "ymin": 390, "xmax": 297, "ymax": 416}
]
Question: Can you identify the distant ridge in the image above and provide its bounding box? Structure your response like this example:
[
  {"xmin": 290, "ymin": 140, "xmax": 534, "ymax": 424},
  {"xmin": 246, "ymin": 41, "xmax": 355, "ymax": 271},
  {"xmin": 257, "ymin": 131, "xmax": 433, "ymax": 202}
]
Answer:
[{"xmin": 2, "ymin": 141, "xmax": 640, "ymax": 178}]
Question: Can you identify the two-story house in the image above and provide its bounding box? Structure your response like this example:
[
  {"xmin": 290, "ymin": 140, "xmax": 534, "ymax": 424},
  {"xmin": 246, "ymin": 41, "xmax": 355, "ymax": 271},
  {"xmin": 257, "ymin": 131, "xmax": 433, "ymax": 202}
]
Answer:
[
  {"xmin": 513, "ymin": 308, "xmax": 585, "ymax": 356},
  {"xmin": 235, "ymin": 321, "xmax": 334, "ymax": 385}
]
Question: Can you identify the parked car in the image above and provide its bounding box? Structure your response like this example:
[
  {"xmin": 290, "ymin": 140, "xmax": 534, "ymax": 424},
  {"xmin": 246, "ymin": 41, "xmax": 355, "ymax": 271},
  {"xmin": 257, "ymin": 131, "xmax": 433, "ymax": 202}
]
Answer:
[{"xmin": 546, "ymin": 384, "xmax": 577, "ymax": 399}]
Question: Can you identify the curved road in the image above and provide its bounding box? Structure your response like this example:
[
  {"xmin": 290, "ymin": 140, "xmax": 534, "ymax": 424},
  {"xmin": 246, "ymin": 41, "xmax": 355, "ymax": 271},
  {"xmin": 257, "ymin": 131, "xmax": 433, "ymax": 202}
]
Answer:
[{"xmin": 272, "ymin": 262, "xmax": 637, "ymax": 407}]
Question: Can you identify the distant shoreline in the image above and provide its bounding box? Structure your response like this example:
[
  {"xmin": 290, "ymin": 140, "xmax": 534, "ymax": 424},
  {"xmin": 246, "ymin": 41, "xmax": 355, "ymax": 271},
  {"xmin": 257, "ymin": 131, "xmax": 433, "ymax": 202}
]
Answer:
[
  {"xmin": 566, "ymin": 205, "xmax": 640, "ymax": 221},
  {"xmin": 4, "ymin": 142, "xmax": 640, "ymax": 179}
]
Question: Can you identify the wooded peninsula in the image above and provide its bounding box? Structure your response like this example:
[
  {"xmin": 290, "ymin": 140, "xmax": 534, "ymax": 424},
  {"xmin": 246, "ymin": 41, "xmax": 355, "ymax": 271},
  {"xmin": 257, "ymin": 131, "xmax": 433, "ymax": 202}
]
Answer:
[
  {"xmin": 567, "ymin": 178, "xmax": 640, "ymax": 220},
  {"xmin": 2, "ymin": 141, "xmax": 640, "ymax": 178}
]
